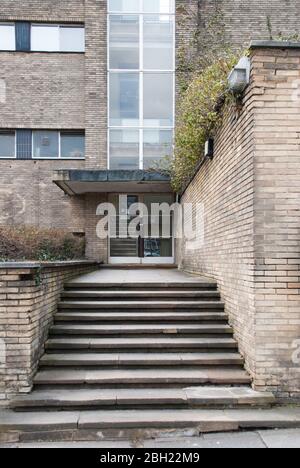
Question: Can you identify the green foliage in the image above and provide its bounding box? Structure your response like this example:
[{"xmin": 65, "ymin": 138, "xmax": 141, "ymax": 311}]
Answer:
[
  {"xmin": 172, "ymin": 51, "xmax": 240, "ymax": 192},
  {"xmin": 0, "ymin": 225, "xmax": 85, "ymax": 262}
]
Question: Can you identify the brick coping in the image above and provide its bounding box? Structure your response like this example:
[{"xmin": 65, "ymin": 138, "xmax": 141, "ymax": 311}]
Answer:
[
  {"xmin": 250, "ymin": 40, "xmax": 300, "ymax": 49},
  {"xmin": 0, "ymin": 260, "xmax": 98, "ymax": 269}
]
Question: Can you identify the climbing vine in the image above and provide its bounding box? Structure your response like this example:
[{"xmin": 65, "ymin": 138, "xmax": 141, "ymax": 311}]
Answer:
[{"xmin": 172, "ymin": 51, "xmax": 240, "ymax": 192}]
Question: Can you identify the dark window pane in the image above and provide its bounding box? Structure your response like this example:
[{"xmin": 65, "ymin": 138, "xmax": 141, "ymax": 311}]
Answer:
[
  {"xmin": 16, "ymin": 130, "xmax": 32, "ymax": 159},
  {"xmin": 15, "ymin": 22, "xmax": 31, "ymax": 51}
]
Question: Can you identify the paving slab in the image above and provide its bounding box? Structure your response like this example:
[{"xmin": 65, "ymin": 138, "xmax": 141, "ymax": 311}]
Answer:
[
  {"xmin": 34, "ymin": 367, "xmax": 250, "ymax": 385},
  {"xmin": 46, "ymin": 337, "xmax": 238, "ymax": 350},
  {"xmin": 0, "ymin": 410, "xmax": 80, "ymax": 431},
  {"xmin": 67, "ymin": 268, "xmax": 215, "ymax": 286},
  {"xmin": 184, "ymin": 387, "xmax": 275, "ymax": 406},
  {"xmin": 50, "ymin": 324, "xmax": 232, "ymax": 335},
  {"xmin": 258, "ymin": 429, "xmax": 300, "ymax": 448},
  {"xmin": 12, "ymin": 389, "xmax": 118, "ymax": 409},
  {"xmin": 144, "ymin": 432, "xmax": 266, "ymax": 448}
]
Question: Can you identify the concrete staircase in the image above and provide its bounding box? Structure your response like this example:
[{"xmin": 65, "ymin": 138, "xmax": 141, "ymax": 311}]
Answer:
[{"xmin": 6, "ymin": 272, "xmax": 282, "ymax": 439}]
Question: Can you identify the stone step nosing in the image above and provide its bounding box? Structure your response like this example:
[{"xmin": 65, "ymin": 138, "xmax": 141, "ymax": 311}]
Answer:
[{"xmin": 11, "ymin": 387, "xmax": 275, "ymax": 410}]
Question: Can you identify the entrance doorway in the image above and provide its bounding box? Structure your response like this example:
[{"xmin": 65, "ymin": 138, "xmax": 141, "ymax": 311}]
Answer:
[{"xmin": 108, "ymin": 194, "xmax": 174, "ymax": 265}]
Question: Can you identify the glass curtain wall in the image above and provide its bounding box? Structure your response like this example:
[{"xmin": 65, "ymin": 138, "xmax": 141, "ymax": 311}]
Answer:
[{"xmin": 108, "ymin": 0, "xmax": 175, "ymax": 170}]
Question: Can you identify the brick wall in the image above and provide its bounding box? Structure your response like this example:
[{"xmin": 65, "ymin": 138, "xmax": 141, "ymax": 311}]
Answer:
[
  {"xmin": 183, "ymin": 0, "xmax": 300, "ymax": 49},
  {"xmin": 0, "ymin": 261, "xmax": 96, "ymax": 404},
  {"xmin": 1, "ymin": 1, "xmax": 300, "ymax": 261},
  {"xmin": 251, "ymin": 44, "xmax": 300, "ymax": 399},
  {"xmin": 179, "ymin": 43, "xmax": 300, "ymax": 399},
  {"xmin": 178, "ymin": 84, "xmax": 257, "ymax": 384}
]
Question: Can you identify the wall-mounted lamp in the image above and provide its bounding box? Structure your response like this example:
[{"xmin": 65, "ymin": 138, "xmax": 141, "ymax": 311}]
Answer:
[
  {"xmin": 204, "ymin": 138, "xmax": 214, "ymax": 160},
  {"xmin": 228, "ymin": 56, "xmax": 251, "ymax": 95}
]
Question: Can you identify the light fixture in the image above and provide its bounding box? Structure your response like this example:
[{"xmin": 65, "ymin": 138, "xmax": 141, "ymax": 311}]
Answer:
[
  {"xmin": 204, "ymin": 138, "xmax": 214, "ymax": 159},
  {"xmin": 228, "ymin": 56, "xmax": 251, "ymax": 95}
]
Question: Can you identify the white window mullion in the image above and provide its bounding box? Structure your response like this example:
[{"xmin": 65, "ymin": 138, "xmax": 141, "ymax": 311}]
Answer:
[{"xmin": 139, "ymin": 128, "xmax": 143, "ymax": 169}]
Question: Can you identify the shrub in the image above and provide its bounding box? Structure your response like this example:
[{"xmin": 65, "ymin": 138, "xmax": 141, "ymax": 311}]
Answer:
[
  {"xmin": 172, "ymin": 51, "xmax": 241, "ymax": 192},
  {"xmin": 0, "ymin": 225, "xmax": 85, "ymax": 262}
]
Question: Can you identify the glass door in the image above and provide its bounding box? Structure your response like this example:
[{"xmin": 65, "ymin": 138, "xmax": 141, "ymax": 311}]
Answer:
[
  {"xmin": 108, "ymin": 193, "xmax": 174, "ymax": 264},
  {"xmin": 142, "ymin": 194, "xmax": 174, "ymax": 264}
]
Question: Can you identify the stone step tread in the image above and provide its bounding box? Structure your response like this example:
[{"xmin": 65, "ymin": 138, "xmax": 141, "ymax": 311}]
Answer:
[
  {"xmin": 54, "ymin": 311, "xmax": 228, "ymax": 322},
  {"xmin": 40, "ymin": 352, "xmax": 244, "ymax": 366},
  {"xmin": 45, "ymin": 337, "xmax": 238, "ymax": 350},
  {"xmin": 62, "ymin": 290, "xmax": 220, "ymax": 298},
  {"xmin": 65, "ymin": 282, "xmax": 217, "ymax": 289},
  {"xmin": 58, "ymin": 301, "xmax": 225, "ymax": 310},
  {"xmin": 11, "ymin": 387, "xmax": 275, "ymax": 409},
  {"xmin": 49, "ymin": 324, "xmax": 233, "ymax": 335},
  {"xmin": 2, "ymin": 406, "xmax": 299, "ymax": 432},
  {"xmin": 34, "ymin": 368, "xmax": 251, "ymax": 385}
]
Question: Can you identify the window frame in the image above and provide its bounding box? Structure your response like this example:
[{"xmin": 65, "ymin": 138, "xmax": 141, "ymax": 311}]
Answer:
[
  {"xmin": 107, "ymin": 2, "xmax": 175, "ymax": 170},
  {"xmin": 0, "ymin": 130, "xmax": 16, "ymax": 159}
]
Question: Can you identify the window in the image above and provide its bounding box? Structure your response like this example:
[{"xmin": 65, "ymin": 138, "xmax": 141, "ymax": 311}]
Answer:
[
  {"xmin": 108, "ymin": 0, "xmax": 175, "ymax": 13},
  {"xmin": 143, "ymin": 129, "xmax": 172, "ymax": 169},
  {"xmin": 0, "ymin": 130, "xmax": 85, "ymax": 159},
  {"xmin": 108, "ymin": 1, "xmax": 175, "ymax": 170},
  {"xmin": 59, "ymin": 27, "xmax": 85, "ymax": 52},
  {"xmin": 143, "ymin": 73, "xmax": 173, "ymax": 126},
  {"xmin": 109, "ymin": 129, "xmax": 139, "ymax": 169},
  {"xmin": 143, "ymin": 15, "xmax": 174, "ymax": 70},
  {"xmin": 0, "ymin": 24, "xmax": 15, "ymax": 51},
  {"xmin": 61, "ymin": 132, "xmax": 85, "ymax": 158},
  {"xmin": 109, "ymin": 73, "xmax": 140, "ymax": 126},
  {"xmin": 0, "ymin": 131, "xmax": 15, "ymax": 158},
  {"xmin": 31, "ymin": 24, "xmax": 85, "ymax": 52},
  {"xmin": 33, "ymin": 131, "xmax": 85, "ymax": 159},
  {"xmin": 109, "ymin": 15, "xmax": 139, "ymax": 69},
  {"xmin": 33, "ymin": 131, "xmax": 59, "ymax": 158}
]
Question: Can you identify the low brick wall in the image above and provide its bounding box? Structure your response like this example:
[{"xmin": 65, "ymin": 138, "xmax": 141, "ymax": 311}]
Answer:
[{"xmin": 0, "ymin": 261, "xmax": 97, "ymax": 405}]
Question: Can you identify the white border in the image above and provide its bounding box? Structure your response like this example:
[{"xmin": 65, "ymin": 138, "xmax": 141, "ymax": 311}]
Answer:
[{"xmin": 107, "ymin": 5, "xmax": 175, "ymax": 170}]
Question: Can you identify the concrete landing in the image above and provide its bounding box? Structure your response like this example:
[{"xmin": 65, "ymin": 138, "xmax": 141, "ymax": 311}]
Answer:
[{"xmin": 68, "ymin": 268, "xmax": 214, "ymax": 286}]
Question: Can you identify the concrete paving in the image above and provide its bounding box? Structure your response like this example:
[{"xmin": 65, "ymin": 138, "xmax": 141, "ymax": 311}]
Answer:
[
  {"xmin": 1, "ymin": 429, "xmax": 300, "ymax": 448},
  {"xmin": 68, "ymin": 268, "xmax": 214, "ymax": 285}
]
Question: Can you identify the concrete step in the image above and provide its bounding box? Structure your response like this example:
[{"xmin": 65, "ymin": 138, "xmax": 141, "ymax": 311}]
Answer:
[
  {"xmin": 61, "ymin": 290, "xmax": 221, "ymax": 300},
  {"xmin": 11, "ymin": 387, "xmax": 275, "ymax": 411},
  {"xmin": 58, "ymin": 300, "xmax": 225, "ymax": 310},
  {"xmin": 54, "ymin": 311, "xmax": 228, "ymax": 322},
  {"xmin": 45, "ymin": 337, "xmax": 238, "ymax": 351},
  {"xmin": 4, "ymin": 406, "xmax": 299, "ymax": 436},
  {"xmin": 49, "ymin": 324, "xmax": 233, "ymax": 336},
  {"xmin": 33, "ymin": 368, "xmax": 251, "ymax": 386},
  {"xmin": 39, "ymin": 352, "xmax": 244, "ymax": 367},
  {"xmin": 65, "ymin": 281, "xmax": 218, "ymax": 290}
]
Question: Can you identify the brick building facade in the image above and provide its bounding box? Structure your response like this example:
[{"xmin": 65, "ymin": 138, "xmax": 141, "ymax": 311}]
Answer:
[{"xmin": 0, "ymin": 1, "xmax": 300, "ymax": 397}]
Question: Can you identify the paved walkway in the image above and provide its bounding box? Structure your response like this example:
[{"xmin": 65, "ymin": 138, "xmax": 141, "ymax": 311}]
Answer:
[
  {"xmin": 70, "ymin": 268, "xmax": 213, "ymax": 285},
  {"xmin": 1, "ymin": 429, "xmax": 300, "ymax": 448}
]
